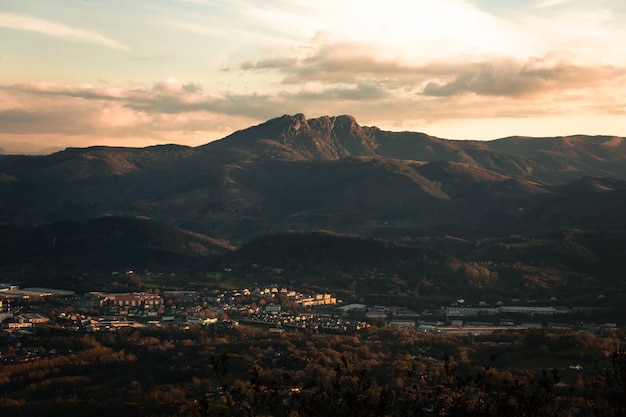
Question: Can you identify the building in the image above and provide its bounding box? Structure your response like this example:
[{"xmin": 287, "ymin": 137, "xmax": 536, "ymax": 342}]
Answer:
[
  {"xmin": 265, "ymin": 305, "xmax": 282, "ymax": 314},
  {"xmin": 16, "ymin": 313, "xmax": 49, "ymax": 324},
  {"xmin": 299, "ymin": 293, "xmax": 337, "ymax": 307},
  {"xmin": 442, "ymin": 307, "xmax": 500, "ymax": 317},
  {"xmin": 106, "ymin": 292, "xmax": 163, "ymax": 310}
]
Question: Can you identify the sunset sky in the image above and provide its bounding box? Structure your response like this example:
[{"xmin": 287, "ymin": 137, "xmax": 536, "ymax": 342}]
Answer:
[{"xmin": 1, "ymin": 0, "xmax": 625, "ymax": 153}]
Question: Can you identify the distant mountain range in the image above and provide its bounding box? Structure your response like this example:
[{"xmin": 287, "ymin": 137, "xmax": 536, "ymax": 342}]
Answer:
[
  {"xmin": 2, "ymin": 114, "xmax": 626, "ymax": 301},
  {"xmin": 1, "ymin": 113, "xmax": 625, "ymax": 242},
  {"xmin": 0, "ymin": 144, "xmax": 64, "ymax": 155}
]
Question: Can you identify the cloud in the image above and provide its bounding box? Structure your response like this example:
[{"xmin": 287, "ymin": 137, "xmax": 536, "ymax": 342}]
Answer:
[
  {"xmin": 421, "ymin": 53, "xmax": 624, "ymax": 97},
  {"xmin": 242, "ymin": 39, "xmax": 625, "ymax": 99},
  {"xmin": 0, "ymin": 12, "xmax": 129, "ymax": 50},
  {"xmin": 0, "ymin": 78, "xmax": 387, "ymax": 123},
  {"xmin": 535, "ymin": 0, "xmax": 579, "ymax": 8},
  {"xmin": 0, "ymin": 80, "xmax": 274, "ymax": 150}
]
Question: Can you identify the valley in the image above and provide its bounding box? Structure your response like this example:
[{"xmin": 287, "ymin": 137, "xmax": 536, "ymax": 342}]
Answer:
[{"xmin": 2, "ymin": 114, "xmax": 626, "ymax": 416}]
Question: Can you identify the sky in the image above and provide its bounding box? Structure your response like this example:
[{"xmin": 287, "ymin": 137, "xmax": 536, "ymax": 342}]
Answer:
[{"xmin": 1, "ymin": 0, "xmax": 626, "ymax": 153}]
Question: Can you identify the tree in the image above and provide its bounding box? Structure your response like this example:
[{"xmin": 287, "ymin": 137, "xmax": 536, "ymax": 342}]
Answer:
[{"xmin": 585, "ymin": 348, "xmax": 626, "ymax": 416}]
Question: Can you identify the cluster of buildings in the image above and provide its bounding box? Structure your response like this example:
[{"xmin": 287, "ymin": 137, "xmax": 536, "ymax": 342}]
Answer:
[
  {"xmin": 208, "ymin": 286, "xmax": 336, "ymax": 307},
  {"xmin": 0, "ymin": 280, "xmax": 618, "ymax": 337},
  {"xmin": 0, "ymin": 283, "xmax": 75, "ymax": 302},
  {"xmin": 1, "ymin": 283, "xmax": 344, "ymax": 333},
  {"xmin": 0, "ymin": 284, "xmax": 72, "ymax": 330},
  {"xmin": 241, "ymin": 312, "xmax": 368, "ymax": 333}
]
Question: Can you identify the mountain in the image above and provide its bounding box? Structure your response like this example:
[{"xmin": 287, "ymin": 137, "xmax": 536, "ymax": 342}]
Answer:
[
  {"xmin": 203, "ymin": 114, "xmax": 542, "ymax": 176},
  {"xmin": 1, "ymin": 114, "xmax": 626, "ymax": 242},
  {"xmin": 487, "ymin": 135, "xmax": 626, "ymax": 182},
  {"xmin": 203, "ymin": 114, "xmax": 624, "ymax": 182},
  {"xmin": 2, "ymin": 114, "xmax": 626, "ymax": 302}
]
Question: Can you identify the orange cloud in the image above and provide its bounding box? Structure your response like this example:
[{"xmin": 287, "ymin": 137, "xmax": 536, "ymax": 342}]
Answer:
[
  {"xmin": 242, "ymin": 41, "xmax": 625, "ymax": 99},
  {"xmin": 422, "ymin": 54, "xmax": 623, "ymax": 97}
]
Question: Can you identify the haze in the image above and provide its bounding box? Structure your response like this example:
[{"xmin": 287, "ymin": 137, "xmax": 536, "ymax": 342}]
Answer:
[{"xmin": 1, "ymin": 0, "xmax": 626, "ymax": 153}]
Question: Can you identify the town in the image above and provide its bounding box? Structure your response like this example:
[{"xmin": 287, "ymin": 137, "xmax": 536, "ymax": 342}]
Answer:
[
  {"xmin": 1, "ymin": 277, "xmax": 618, "ymax": 354},
  {"xmin": 1, "ymin": 277, "xmax": 624, "ymax": 417}
]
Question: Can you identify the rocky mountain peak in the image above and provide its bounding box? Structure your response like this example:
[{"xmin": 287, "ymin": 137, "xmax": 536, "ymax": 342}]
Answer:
[
  {"xmin": 207, "ymin": 114, "xmax": 377, "ymax": 160},
  {"xmin": 307, "ymin": 114, "xmax": 358, "ymax": 130},
  {"xmin": 268, "ymin": 114, "xmax": 359, "ymax": 135}
]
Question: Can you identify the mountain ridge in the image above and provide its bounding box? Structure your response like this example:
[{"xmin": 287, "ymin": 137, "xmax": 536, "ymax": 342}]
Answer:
[
  {"xmin": 202, "ymin": 114, "xmax": 624, "ymax": 182},
  {"xmin": 1, "ymin": 114, "xmax": 626, "ymax": 241}
]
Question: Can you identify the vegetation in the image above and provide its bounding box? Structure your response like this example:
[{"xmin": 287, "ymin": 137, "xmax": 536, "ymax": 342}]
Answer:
[
  {"xmin": 0, "ymin": 323, "xmax": 624, "ymax": 416},
  {"xmin": 2, "ymin": 221, "xmax": 626, "ymax": 310}
]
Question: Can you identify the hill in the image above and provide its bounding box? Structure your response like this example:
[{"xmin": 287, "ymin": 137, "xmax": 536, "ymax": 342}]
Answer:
[
  {"xmin": 0, "ymin": 216, "xmax": 234, "ymax": 289},
  {"xmin": 487, "ymin": 135, "xmax": 626, "ymax": 181},
  {"xmin": 1, "ymin": 218, "xmax": 624, "ymax": 305},
  {"xmin": 221, "ymin": 229, "xmax": 626, "ymax": 306}
]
